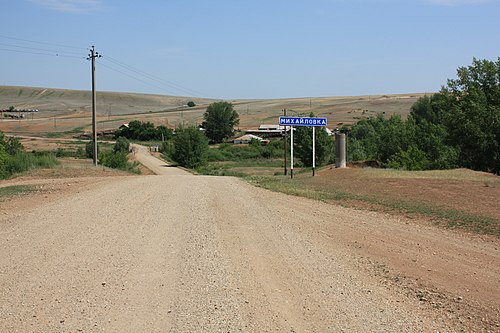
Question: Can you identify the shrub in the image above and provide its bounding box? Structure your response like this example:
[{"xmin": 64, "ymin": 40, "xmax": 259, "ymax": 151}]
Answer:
[
  {"xmin": 170, "ymin": 126, "xmax": 209, "ymax": 168},
  {"xmin": 113, "ymin": 137, "xmax": 130, "ymax": 153},
  {"xmin": 386, "ymin": 146, "xmax": 430, "ymax": 171}
]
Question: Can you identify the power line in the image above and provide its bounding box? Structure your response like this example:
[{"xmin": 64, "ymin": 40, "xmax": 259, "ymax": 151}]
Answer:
[
  {"xmin": 99, "ymin": 62, "xmax": 170, "ymax": 93},
  {"xmin": 0, "ymin": 47, "xmax": 85, "ymax": 59},
  {"xmin": 0, "ymin": 33, "xmax": 212, "ymax": 98},
  {"xmin": 0, "ymin": 42, "xmax": 84, "ymax": 56},
  {"xmin": 0, "ymin": 34, "xmax": 86, "ymax": 51},
  {"xmin": 101, "ymin": 54, "xmax": 211, "ymax": 98}
]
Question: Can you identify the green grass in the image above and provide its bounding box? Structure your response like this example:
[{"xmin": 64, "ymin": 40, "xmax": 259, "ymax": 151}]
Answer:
[
  {"xmin": 247, "ymin": 175, "xmax": 500, "ymax": 237},
  {"xmin": 1, "ymin": 152, "xmax": 60, "ymax": 179},
  {"xmin": 0, "ymin": 185, "xmax": 36, "ymax": 199},
  {"xmin": 46, "ymin": 126, "xmax": 85, "ymax": 138}
]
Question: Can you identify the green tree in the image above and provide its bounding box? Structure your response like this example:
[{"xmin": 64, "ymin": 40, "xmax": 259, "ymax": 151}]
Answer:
[
  {"xmin": 171, "ymin": 126, "xmax": 209, "ymax": 168},
  {"xmin": 113, "ymin": 137, "xmax": 130, "ymax": 153},
  {"xmin": 349, "ymin": 114, "xmax": 415, "ymax": 165},
  {"xmin": 202, "ymin": 102, "xmax": 239, "ymax": 143},
  {"xmin": 187, "ymin": 101, "xmax": 196, "ymax": 107},
  {"xmin": 439, "ymin": 58, "xmax": 500, "ymax": 173},
  {"xmin": 386, "ymin": 145, "xmax": 430, "ymax": 171}
]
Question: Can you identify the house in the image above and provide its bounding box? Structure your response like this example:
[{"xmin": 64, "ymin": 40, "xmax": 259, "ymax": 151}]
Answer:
[
  {"xmin": 258, "ymin": 124, "xmax": 285, "ymax": 131},
  {"xmin": 233, "ymin": 134, "xmax": 265, "ymax": 144},
  {"xmin": 245, "ymin": 124, "xmax": 288, "ymax": 138}
]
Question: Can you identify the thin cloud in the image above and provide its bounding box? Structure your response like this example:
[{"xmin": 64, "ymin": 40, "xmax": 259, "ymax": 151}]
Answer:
[
  {"xmin": 29, "ymin": 0, "xmax": 102, "ymax": 13},
  {"xmin": 427, "ymin": 0, "xmax": 492, "ymax": 6}
]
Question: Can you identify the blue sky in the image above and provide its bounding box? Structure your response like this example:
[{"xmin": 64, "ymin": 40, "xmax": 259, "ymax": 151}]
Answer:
[{"xmin": 0, "ymin": 0, "xmax": 499, "ymax": 99}]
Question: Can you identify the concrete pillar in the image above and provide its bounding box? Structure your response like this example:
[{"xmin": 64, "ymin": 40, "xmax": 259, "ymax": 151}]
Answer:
[{"xmin": 335, "ymin": 133, "xmax": 346, "ymax": 168}]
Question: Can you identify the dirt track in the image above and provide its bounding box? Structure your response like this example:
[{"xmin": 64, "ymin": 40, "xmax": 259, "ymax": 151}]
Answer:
[{"xmin": 0, "ymin": 156, "xmax": 499, "ymax": 331}]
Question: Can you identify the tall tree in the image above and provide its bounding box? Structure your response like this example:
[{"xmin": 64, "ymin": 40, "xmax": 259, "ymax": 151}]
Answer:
[
  {"xmin": 171, "ymin": 126, "xmax": 209, "ymax": 168},
  {"xmin": 440, "ymin": 58, "xmax": 500, "ymax": 173},
  {"xmin": 202, "ymin": 102, "xmax": 239, "ymax": 143}
]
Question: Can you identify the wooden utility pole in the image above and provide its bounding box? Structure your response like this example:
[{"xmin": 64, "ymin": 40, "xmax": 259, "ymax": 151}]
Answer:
[{"xmin": 88, "ymin": 46, "xmax": 101, "ymax": 166}]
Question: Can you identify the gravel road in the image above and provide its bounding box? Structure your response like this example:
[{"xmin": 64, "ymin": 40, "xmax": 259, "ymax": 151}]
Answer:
[{"xmin": 0, "ymin": 152, "xmax": 498, "ymax": 332}]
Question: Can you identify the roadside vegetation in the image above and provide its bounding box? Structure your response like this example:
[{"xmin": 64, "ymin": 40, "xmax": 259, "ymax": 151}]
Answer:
[
  {"xmin": 0, "ymin": 131, "xmax": 59, "ymax": 179},
  {"xmin": 115, "ymin": 120, "xmax": 173, "ymax": 141},
  {"xmin": 86, "ymin": 138, "xmax": 140, "ymax": 174},
  {"xmin": 346, "ymin": 58, "xmax": 500, "ymax": 174},
  {"xmin": 0, "ymin": 185, "xmax": 36, "ymax": 200}
]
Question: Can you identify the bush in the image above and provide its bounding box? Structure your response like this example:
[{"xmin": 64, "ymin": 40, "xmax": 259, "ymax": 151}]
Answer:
[
  {"xmin": 99, "ymin": 150, "xmax": 140, "ymax": 174},
  {"xmin": 170, "ymin": 126, "xmax": 209, "ymax": 168},
  {"xmin": 113, "ymin": 137, "xmax": 130, "ymax": 153},
  {"xmin": 1, "ymin": 152, "xmax": 59, "ymax": 179},
  {"xmin": 386, "ymin": 146, "xmax": 430, "ymax": 171},
  {"xmin": 187, "ymin": 101, "xmax": 196, "ymax": 107}
]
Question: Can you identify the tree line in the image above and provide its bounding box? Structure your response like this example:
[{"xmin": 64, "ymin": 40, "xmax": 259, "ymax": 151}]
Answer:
[
  {"xmin": 113, "ymin": 58, "xmax": 498, "ymax": 174},
  {"xmin": 348, "ymin": 58, "xmax": 499, "ymax": 174}
]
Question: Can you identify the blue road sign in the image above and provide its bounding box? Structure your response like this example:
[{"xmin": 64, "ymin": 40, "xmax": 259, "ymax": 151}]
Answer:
[{"xmin": 279, "ymin": 116, "xmax": 327, "ymax": 127}]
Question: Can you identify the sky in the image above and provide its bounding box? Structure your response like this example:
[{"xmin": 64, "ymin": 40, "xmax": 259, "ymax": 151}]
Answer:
[{"xmin": 0, "ymin": 0, "xmax": 499, "ymax": 99}]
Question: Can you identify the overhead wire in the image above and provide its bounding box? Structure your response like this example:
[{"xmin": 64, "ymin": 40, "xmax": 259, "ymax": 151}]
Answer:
[
  {"xmin": 99, "ymin": 62, "xmax": 172, "ymax": 93},
  {"xmin": 0, "ymin": 34, "xmax": 86, "ymax": 51},
  {"xmin": 0, "ymin": 47, "xmax": 85, "ymax": 59},
  {"xmin": 0, "ymin": 42, "xmax": 85, "ymax": 56},
  {"xmin": 0, "ymin": 34, "xmax": 211, "ymax": 98},
  {"xmin": 100, "ymin": 54, "xmax": 211, "ymax": 98}
]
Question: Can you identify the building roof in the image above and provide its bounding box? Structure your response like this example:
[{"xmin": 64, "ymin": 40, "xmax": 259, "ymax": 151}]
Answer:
[{"xmin": 234, "ymin": 134, "xmax": 263, "ymax": 142}]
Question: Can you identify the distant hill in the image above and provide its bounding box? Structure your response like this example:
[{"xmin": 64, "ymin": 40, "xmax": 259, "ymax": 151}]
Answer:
[
  {"xmin": 0, "ymin": 86, "xmax": 213, "ymax": 116},
  {"xmin": 0, "ymin": 85, "xmax": 429, "ymax": 136}
]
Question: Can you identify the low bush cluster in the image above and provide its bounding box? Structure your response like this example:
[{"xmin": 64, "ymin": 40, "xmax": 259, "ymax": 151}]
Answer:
[
  {"xmin": 0, "ymin": 132, "xmax": 59, "ymax": 179},
  {"xmin": 98, "ymin": 137, "xmax": 139, "ymax": 173}
]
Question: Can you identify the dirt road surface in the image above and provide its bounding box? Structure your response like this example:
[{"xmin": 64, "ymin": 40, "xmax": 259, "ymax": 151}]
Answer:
[
  {"xmin": 130, "ymin": 143, "xmax": 191, "ymax": 176},
  {"xmin": 0, "ymin": 152, "xmax": 498, "ymax": 332}
]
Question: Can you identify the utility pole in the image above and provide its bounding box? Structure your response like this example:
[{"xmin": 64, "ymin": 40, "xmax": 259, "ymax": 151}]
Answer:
[
  {"xmin": 87, "ymin": 46, "xmax": 101, "ymax": 166},
  {"xmin": 283, "ymin": 108, "xmax": 288, "ymax": 176}
]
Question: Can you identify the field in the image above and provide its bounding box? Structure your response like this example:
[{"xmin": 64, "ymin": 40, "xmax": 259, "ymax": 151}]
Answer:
[{"xmin": 0, "ymin": 85, "xmax": 424, "ymax": 137}]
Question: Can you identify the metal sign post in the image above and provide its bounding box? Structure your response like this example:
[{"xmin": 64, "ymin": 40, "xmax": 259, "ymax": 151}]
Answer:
[
  {"xmin": 290, "ymin": 124, "xmax": 294, "ymax": 179},
  {"xmin": 312, "ymin": 126, "xmax": 316, "ymax": 176},
  {"xmin": 279, "ymin": 117, "xmax": 328, "ymax": 179}
]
